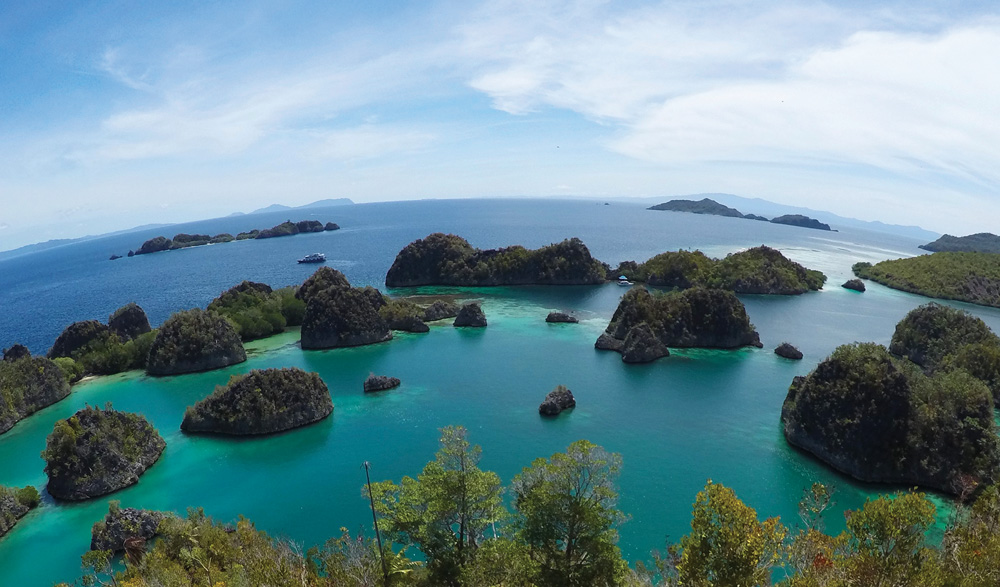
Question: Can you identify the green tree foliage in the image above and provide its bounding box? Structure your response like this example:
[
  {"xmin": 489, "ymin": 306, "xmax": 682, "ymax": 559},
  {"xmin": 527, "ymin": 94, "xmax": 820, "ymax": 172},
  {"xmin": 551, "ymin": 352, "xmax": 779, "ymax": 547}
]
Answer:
[
  {"xmin": 370, "ymin": 426, "xmax": 504, "ymax": 586},
  {"xmin": 511, "ymin": 439, "xmax": 629, "ymax": 587},
  {"xmin": 146, "ymin": 308, "xmax": 246, "ymax": 376},
  {"xmin": 853, "ymin": 252, "xmax": 1000, "ymax": 307},
  {"xmin": 0, "ymin": 484, "xmax": 41, "ymax": 537},
  {"xmin": 207, "ymin": 281, "xmax": 288, "ymax": 341},
  {"xmin": 0, "ymin": 356, "xmax": 72, "ymax": 435},
  {"xmin": 296, "ymin": 266, "xmax": 352, "ymax": 304}
]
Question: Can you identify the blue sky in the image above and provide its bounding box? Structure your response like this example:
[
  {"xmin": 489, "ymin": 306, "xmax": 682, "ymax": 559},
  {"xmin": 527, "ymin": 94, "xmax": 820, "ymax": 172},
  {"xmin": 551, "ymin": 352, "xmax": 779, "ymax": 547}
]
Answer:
[{"xmin": 2, "ymin": 0, "xmax": 999, "ymax": 250}]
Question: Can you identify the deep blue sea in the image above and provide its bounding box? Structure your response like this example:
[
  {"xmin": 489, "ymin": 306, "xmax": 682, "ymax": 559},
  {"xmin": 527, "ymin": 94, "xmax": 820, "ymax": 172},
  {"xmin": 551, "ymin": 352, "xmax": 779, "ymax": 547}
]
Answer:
[{"xmin": 2, "ymin": 198, "xmax": 998, "ymax": 585}]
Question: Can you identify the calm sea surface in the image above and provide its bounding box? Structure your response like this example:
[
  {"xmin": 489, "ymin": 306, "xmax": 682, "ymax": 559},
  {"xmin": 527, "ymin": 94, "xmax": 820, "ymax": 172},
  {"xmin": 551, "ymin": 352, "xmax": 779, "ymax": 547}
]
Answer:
[{"xmin": 2, "ymin": 198, "xmax": 998, "ymax": 585}]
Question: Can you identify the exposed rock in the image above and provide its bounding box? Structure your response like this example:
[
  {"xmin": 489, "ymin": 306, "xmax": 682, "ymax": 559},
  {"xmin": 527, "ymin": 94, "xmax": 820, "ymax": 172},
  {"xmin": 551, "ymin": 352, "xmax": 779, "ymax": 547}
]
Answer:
[
  {"xmin": 387, "ymin": 315, "xmax": 429, "ymax": 333},
  {"xmin": 109, "ymin": 254, "xmax": 122, "ymax": 261},
  {"xmin": 146, "ymin": 309, "xmax": 247, "ymax": 376},
  {"xmin": 91, "ymin": 503, "xmax": 166, "ymax": 552},
  {"xmin": 775, "ymin": 343, "xmax": 803, "ymax": 360},
  {"xmin": 296, "ymin": 266, "xmax": 352, "ymax": 304},
  {"xmin": 546, "ymin": 312, "xmax": 579, "ymax": 324},
  {"xmin": 325, "ymin": 222, "xmax": 341, "ymax": 231},
  {"xmin": 135, "ymin": 236, "xmax": 172, "ymax": 255},
  {"xmin": 210, "ymin": 233, "xmax": 234, "ymax": 244},
  {"xmin": 43, "ymin": 405, "xmax": 166, "ymax": 501},
  {"xmin": 48, "ymin": 320, "xmax": 109, "ymax": 359},
  {"xmin": 108, "ymin": 303, "xmax": 152, "ymax": 341},
  {"xmin": 301, "ymin": 287, "xmax": 392, "ymax": 349},
  {"xmin": 127, "ymin": 250, "xmax": 135, "ymax": 257},
  {"xmin": 454, "ymin": 302, "xmax": 487, "ymax": 327},
  {"xmin": 842, "ymin": 279, "xmax": 866, "ymax": 292},
  {"xmin": 621, "ymin": 323, "xmax": 670, "ymax": 363},
  {"xmin": 181, "ymin": 368, "xmax": 333, "ymax": 435},
  {"xmin": 3, "ymin": 344, "xmax": 30, "ymax": 362},
  {"xmin": 423, "ymin": 300, "xmax": 460, "ymax": 322},
  {"xmin": 0, "ymin": 485, "xmax": 40, "ymax": 538},
  {"xmin": 594, "ymin": 332, "xmax": 624, "ymax": 352},
  {"xmin": 0, "ymin": 357, "xmax": 71, "ymax": 435},
  {"xmin": 539, "ymin": 385, "xmax": 576, "ymax": 416},
  {"xmin": 364, "ymin": 374, "xmax": 401, "ymax": 393}
]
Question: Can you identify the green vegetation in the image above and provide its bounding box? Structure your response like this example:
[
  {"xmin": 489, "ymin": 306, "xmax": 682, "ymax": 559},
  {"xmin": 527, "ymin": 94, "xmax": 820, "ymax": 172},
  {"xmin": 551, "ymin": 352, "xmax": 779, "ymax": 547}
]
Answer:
[
  {"xmin": 853, "ymin": 252, "xmax": 1000, "ymax": 307},
  {"xmin": 146, "ymin": 309, "xmax": 246, "ymax": 376},
  {"xmin": 647, "ymin": 197, "xmax": 746, "ymax": 217},
  {"xmin": 301, "ymin": 286, "xmax": 392, "ymax": 349},
  {"xmin": 42, "ymin": 403, "xmax": 166, "ymax": 500},
  {"xmin": 207, "ymin": 281, "xmax": 304, "ymax": 342},
  {"xmin": 296, "ymin": 266, "xmax": 351, "ymax": 305},
  {"xmin": 0, "ymin": 484, "xmax": 40, "ymax": 538},
  {"xmin": 134, "ymin": 219, "xmax": 337, "ymax": 254},
  {"xmin": 781, "ymin": 342, "xmax": 1000, "ymax": 496},
  {"xmin": 0, "ymin": 355, "xmax": 71, "ymax": 435},
  {"xmin": 380, "ymin": 299, "xmax": 430, "ymax": 332},
  {"xmin": 614, "ymin": 246, "xmax": 825, "ymax": 294},
  {"xmin": 181, "ymin": 368, "xmax": 333, "ymax": 435},
  {"xmin": 920, "ymin": 232, "xmax": 1000, "ymax": 253},
  {"xmin": 770, "ymin": 214, "xmax": 832, "ymax": 231},
  {"xmin": 46, "ymin": 304, "xmax": 155, "ymax": 376},
  {"xmin": 385, "ymin": 233, "xmax": 607, "ymax": 287}
]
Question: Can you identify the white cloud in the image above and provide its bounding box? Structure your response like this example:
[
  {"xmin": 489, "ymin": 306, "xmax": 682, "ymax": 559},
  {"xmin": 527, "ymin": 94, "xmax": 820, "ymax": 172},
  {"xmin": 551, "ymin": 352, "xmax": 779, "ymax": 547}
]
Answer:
[{"xmin": 308, "ymin": 125, "xmax": 436, "ymax": 160}]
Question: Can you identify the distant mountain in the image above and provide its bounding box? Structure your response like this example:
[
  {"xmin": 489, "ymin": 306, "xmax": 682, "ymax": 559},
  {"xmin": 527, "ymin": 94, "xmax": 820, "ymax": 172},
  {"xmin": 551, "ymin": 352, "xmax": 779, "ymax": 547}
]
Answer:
[
  {"xmin": 919, "ymin": 233, "xmax": 1000, "ymax": 253},
  {"xmin": 647, "ymin": 198, "xmax": 743, "ymax": 217},
  {"xmin": 0, "ymin": 223, "xmax": 175, "ymax": 261},
  {"xmin": 248, "ymin": 198, "xmax": 353, "ymax": 215}
]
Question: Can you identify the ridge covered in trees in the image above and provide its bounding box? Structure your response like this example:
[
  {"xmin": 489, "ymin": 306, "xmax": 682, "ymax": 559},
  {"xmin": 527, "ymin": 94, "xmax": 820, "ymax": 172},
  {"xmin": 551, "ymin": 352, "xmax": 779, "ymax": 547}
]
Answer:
[
  {"xmin": 919, "ymin": 232, "xmax": 1000, "ymax": 253},
  {"xmin": 854, "ymin": 252, "xmax": 1000, "ymax": 307}
]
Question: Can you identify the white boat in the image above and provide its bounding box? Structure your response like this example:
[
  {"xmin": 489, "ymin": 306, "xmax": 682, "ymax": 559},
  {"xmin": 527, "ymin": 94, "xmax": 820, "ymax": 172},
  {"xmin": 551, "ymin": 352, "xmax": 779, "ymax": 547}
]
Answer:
[
  {"xmin": 298, "ymin": 253, "xmax": 326, "ymax": 264},
  {"xmin": 617, "ymin": 275, "xmax": 632, "ymax": 286}
]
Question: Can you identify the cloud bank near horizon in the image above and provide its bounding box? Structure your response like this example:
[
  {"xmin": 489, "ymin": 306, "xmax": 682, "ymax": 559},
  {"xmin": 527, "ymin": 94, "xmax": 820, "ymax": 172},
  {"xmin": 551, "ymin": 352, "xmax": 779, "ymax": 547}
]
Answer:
[{"xmin": 2, "ymin": 0, "xmax": 999, "ymax": 249}]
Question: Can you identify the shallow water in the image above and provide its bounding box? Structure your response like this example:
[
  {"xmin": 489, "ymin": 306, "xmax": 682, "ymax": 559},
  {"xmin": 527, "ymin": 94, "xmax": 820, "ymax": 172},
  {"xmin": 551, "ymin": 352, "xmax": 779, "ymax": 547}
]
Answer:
[{"xmin": 0, "ymin": 199, "xmax": 993, "ymax": 584}]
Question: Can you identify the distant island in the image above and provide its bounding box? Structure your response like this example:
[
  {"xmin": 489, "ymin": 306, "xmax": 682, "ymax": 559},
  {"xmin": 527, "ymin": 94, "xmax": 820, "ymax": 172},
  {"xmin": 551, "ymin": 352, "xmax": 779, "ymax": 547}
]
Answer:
[
  {"xmin": 246, "ymin": 198, "xmax": 354, "ymax": 215},
  {"xmin": 853, "ymin": 252, "xmax": 1000, "ymax": 308},
  {"xmin": 385, "ymin": 233, "xmax": 607, "ymax": 287},
  {"xmin": 647, "ymin": 198, "xmax": 834, "ymax": 231},
  {"xmin": 919, "ymin": 233, "xmax": 1000, "ymax": 253},
  {"xmin": 129, "ymin": 220, "xmax": 340, "ymax": 258}
]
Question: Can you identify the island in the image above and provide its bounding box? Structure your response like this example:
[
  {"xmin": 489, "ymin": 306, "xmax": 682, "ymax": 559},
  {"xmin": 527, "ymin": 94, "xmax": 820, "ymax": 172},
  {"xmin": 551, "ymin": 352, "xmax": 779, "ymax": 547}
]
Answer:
[
  {"xmin": 296, "ymin": 266, "xmax": 352, "ymax": 304},
  {"xmin": 647, "ymin": 198, "xmax": 745, "ymax": 218},
  {"xmin": 0, "ymin": 355, "xmax": 71, "ymax": 435},
  {"xmin": 596, "ymin": 287, "xmax": 762, "ymax": 363},
  {"xmin": 612, "ymin": 246, "xmax": 826, "ymax": 294},
  {"xmin": 108, "ymin": 303, "xmax": 152, "ymax": 341},
  {"xmin": 42, "ymin": 404, "xmax": 166, "ymax": 500},
  {"xmin": 301, "ymin": 286, "xmax": 392, "ymax": 349},
  {"xmin": 91, "ymin": 502, "xmax": 167, "ymax": 552},
  {"xmin": 423, "ymin": 300, "xmax": 460, "ymax": 322},
  {"xmin": 364, "ymin": 374, "xmax": 401, "ymax": 393},
  {"xmin": 853, "ymin": 252, "xmax": 1000, "ymax": 308},
  {"xmin": 546, "ymin": 311, "xmax": 579, "ymax": 323},
  {"xmin": 146, "ymin": 309, "xmax": 247, "ymax": 376},
  {"xmin": 919, "ymin": 233, "xmax": 1000, "ymax": 253},
  {"xmin": 385, "ymin": 233, "xmax": 607, "ymax": 287},
  {"xmin": 770, "ymin": 214, "xmax": 833, "ymax": 231},
  {"xmin": 774, "ymin": 343, "xmax": 803, "ymax": 360},
  {"xmin": 841, "ymin": 279, "xmax": 865, "ymax": 292},
  {"xmin": 207, "ymin": 280, "xmax": 304, "ymax": 341},
  {"xmin": 539, "ymin": 385, "xmax": 576, "ymax": 416},
  {"xmin": 781, "ymin": 342, "xmax": 999, "ymax": 496},
  {"xmin": 45, "ymin": 304, "xmax": 156, "ymax": 377},
  {"xmin": 181, "ymin": 368, "xmax": 333, "ymax": 435},
  {"xmin": 0, "ymin": 485, "xmax": 40, "ymax": 538},
  {"xmin": 132, "ymin": 219, "xmax": 340, "ymax": 257},
  {"xmin": 454, "ymin": 302, "xmax": 487, "ymax": 327}
]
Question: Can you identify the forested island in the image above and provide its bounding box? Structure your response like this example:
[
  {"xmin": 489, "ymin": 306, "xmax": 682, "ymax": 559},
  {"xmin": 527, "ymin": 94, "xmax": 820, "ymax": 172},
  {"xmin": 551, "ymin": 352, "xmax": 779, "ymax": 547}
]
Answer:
[
  {"xmin": 0, "ymin": 485, "xmax": 40, "ymax": 538},
  {"xmin": 920, "ymin": 232, "xmax": 1000, "ymax": 253},
  {"xmin": 385, "ymin": 233, "xmax": 607, "ymax": 286},
  {"xmin": 854, "ymin": 252, "xmax": 1000, "ymax": 307},
  {"xmin": 146, "ymin": 309, "xmax": 247, "ymax": 375},
  {"xmin": 612, "ymin": 246, "xmax": 826, "ymax": 294},
  {"xmin": 0, "ymin": 354, "xmax": 70, "ymax": 435},
  {"xmin": 129, "ymin": 219, "xmax": 340, "ymax": 257},
  {"xmin": 647, "ymin": 198, "xmax": 833, "ymax": 230}
]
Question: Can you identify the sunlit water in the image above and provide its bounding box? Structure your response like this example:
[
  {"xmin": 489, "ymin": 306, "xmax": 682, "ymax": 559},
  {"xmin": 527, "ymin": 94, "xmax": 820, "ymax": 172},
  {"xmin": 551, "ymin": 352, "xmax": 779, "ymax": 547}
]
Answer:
[{"xmin": 2, "ymin": 199, "xmax": 997, "ymax": 585}]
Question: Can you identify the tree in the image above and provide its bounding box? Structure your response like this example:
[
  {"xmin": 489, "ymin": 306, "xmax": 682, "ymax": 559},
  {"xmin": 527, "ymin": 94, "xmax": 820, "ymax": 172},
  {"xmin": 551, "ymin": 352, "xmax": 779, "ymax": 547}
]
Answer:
[
  {"xmin": 674, "ymin": 480, "xmax": 786, "ymax": 587},
  {"xmin": 511, "ymin": 439, "xmax": 629, "ymax": 587},
  {"xmin": 369, "ymin": 426, "xmax": 504, "ymax": 586},
  {"xmin": 841, "ymin": 492, "xmax": 938, "ymax": 587}
]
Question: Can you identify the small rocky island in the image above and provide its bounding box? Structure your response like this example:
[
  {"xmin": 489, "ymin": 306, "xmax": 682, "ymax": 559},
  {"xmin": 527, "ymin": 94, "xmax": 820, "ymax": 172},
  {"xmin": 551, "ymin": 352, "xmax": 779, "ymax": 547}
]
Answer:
[
  {"xmin": 0, "ymin": 355, "xmax": 71, "ymax": 435},
  {"xmin": 611, "ymin": 246, "xmax": 826, "ymax": 294},
  {"xmin": 781, "ymin": 342, "xmax": 999, "ymax": 496},
  {"xmin": 596, "ymin": 287, "xmax": 762, "ymax": 363},
  {"xmin": 546, "ymin": 311, "xmax": 579, "ymax": 323},
  {"xmin": 42, "ymin": 405, "xmax": 166, "ymax": 500},
  {"xmin": 774, "ymin": 343, "xmax": 803, "ymax": 360},
  {"xmin": 385, "ymin": 233, "xmax": 607, "ymax": 287},
  {"xmin": 454, "ymin": 302, "xmax": 487, "ymax": 327},
  {"xmin": 181, "ymin": 368, "xmax": 333, "ymax": 435},
  {"xmin": 770, "ymin": 214, "xmax": 833, "ymax": 231},
  {"xmin": 131, "ymin": 219, "xmax": 340, "ymax": 257},
  {"xmin": 423, "ymin": 300, "xmax": 460, "ymax": 322},
  {"xmin": 146, "ymin": 309, "xmax": 247, "ymax": 375},
  {"xmin": 0, "ymin": 485, "xmax": 40, "ymax": 538},
  {"xmin": 841, "ymin": 279, "xmax": 865, "ymax": 292},
  {"xmin": 648, "ymin": 198, "xmax": 745, "ymax": 218},
  {"xmin": 364, "ymin": 374, "xmax": 401, "ymax": 393},
  {"xmin": 539, "ymin": 385, "xmax": 576, "ymax": 416},
  {"xmin": 854, "ymin": 253, "xmax": 1000, "ymax": 308},
  {"xmin": 91, "ymin": 502, "xmax": 167, "ymax": 552},
  {"xmin": 301, "ymin": 286, "xmax": 393, "ymax": 349}
]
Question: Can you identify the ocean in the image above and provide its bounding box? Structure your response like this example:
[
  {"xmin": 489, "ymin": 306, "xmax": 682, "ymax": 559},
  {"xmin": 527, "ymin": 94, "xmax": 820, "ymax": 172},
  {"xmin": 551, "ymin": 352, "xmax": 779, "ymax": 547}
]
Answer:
[{"xmin": 1, "ymin": 198, "xmax": 997, "ymax": 585}]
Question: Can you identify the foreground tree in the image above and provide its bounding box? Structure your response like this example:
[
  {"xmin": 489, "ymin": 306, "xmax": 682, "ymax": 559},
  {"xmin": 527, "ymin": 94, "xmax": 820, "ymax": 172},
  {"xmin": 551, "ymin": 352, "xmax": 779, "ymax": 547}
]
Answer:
[{"xmin": 511, "ymin": 439, "xmax": 629, "ymax": 587}]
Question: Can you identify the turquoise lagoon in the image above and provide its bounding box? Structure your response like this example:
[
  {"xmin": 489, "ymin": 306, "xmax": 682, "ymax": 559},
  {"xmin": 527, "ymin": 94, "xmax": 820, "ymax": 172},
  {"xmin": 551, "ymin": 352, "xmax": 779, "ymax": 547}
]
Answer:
[{"xmin": 1, "ymin": 199, "xmax": 998, "ymax": 584}]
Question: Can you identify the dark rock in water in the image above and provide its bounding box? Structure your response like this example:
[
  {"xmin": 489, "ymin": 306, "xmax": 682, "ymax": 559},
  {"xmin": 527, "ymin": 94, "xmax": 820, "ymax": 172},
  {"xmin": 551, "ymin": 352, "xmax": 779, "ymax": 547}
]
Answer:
[
  {"xmin": 3, "ymin": 344, "xmax": 30, "ymax": 362},
  {"xmin": 0, "ymin": 357, "xmax": 71, "ymax": 435},
  {"xmin": 91, "ymin": 503, "xmax": 166, "ymax": 552},
  {"xmin": 770, "ymin": 214, "xmax": 832, "ymax": 231},
  {"xmin": 127, "ymin": 250, "xmax": 135, "ymax": 257},
  {"xmin": 135, "ymin": 236, "xmax": 172, "ymax": 255},
  {"xmin": 387, "ymin": 315, "xmax": 429, "ymax": 333},
  {"xmin": 43, "ymin": 405, "xmax": 165, "ymax": 500},
  {"xmin": 48, "ymin": 320, "xmax": 109, "ymax": 359},
  {"xmin": 775, "ymin": 343, "xmax": 803, "ymax": 360},
  {"xmin": 539, "ymin": 385, "xmax": 576, "ymax": 416},
  {"xmin": 0, "ymin": 485, "xmax": 39, "ymax": 538},
  {"xmin": 108, "ymin": 303, "xmax": 151, "ymax": 341},
  {"xmin": 296, "ymin": 266, "xmax": 352, "ymax": 304},
  {"xmin": 109, "ymin": 254, "xmax": 122, "ymax": 261},
  {"xmin": 325, "ymin": 222, "xmax": 340, "ymax": 231},
  {"xmin": 364, "ymin": 374, "xmax": 401, "ymax": 393},
  {"xmin": 423, "ymin": 300, "xmax": 460, "ymax": 322},
  {"xmin": 621, "ymin": 323, "xmax": 670, "ymax": 363},
  {"xmin": 546, "ymin": 312, "xmax": 579, "ymax": 324},
  {"xmin": 595, "ymin": 332, "xmax": 624, "ymax": 352},
  {"xmin": 301, "ymin": 287, "xmax": 392, "ymax": 349},
  {"xmin": 146, "ymin": 309, "xmax": 246, "ymax": 376},
  {"xmin": 295, "ymin": 220, "xmax": 325, "ymax": 233},
  {"xmin": 744, "ymin": 214, "xmax": 769, "ymax": 221},
  {"xmin": 842, "ymin": 279, "xmax": 866, "ymax": 292},
  {"xmin": 454, "ymin": 302, "xmax": 487, "ymax": 327},
  {"xmin": 181, "ymin": 368, "xmax": 333, "ymax": 435}
]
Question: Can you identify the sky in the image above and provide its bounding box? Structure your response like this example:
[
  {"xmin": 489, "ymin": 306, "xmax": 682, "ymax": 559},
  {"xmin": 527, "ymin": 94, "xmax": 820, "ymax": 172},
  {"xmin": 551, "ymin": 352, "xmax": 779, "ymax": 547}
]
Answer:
[{"xmin": 1, "ymin": 0, "xmax": 999, "ymax": 250}]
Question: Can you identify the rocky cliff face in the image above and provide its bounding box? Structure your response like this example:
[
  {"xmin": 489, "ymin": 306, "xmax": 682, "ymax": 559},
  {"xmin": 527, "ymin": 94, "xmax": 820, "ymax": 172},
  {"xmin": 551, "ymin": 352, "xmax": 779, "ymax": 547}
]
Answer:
[
  {"xmin": 774, "ymin": 343, "xmax": 803, "ymax": 360},
  {"xmin": 301, "ymin": 287, "xmax": 392, "ymax": 349},
  {"xmin": 135, "ymin": 236, "xmax": 172, "ymax": 255},
  {"xmin": 146, "ymin": 309, "xmax": 246, "ymax": 376},
  {"xmin": 454, "ymin": 302, "xmax": 487, "ymax": 327},
  {"xmin": 108, "ymin": 303, "xmax": 152, "ymax": 341},
  {"xmin": 0, "ymin": 357, "xmax": 72, "ymax": 435},
  {"xmin": 364, "ymin": 374, "xmax": 401, "ymax": 393},
  {"xmin": 545, "ymin": 312, "xmax": 579, "ymax": 323},
  {"xmin": 841, "ymin": 279, "xmax": 865, "ymax": 292},
  {"xmin": 91, "ymin": 504, "xmax": 166, "ymax": 552},
  {"xmin": 43, "ymin": 405, "xmax": 166, "ymax": 501},
  {"xmin": 181, "ymin": 368, "xmax": 333, "ymax": 435},
  {"xmin": 539, "ymin": 385, "xmax": 576, "ymax": 416}
]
